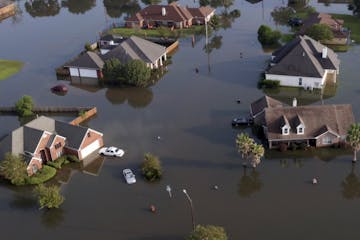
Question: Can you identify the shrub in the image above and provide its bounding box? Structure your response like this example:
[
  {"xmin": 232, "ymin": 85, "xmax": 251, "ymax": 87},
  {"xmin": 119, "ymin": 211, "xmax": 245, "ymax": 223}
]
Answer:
[
  {"xmin": 0, "ymin": 153, "xmax": 27, "ymax": 185},
  {"xmin": 84, "ymin": 42, "xmax": 93, "ymax": 51},
  {"xmin": 25, "ymin": 165, "xmax": 57, "ymax": 185},
  {"xmin": 15, "ymin": 95, "xmax": 34, "ymax": 117},
  {"xmin": 34, "ymin": 184, "xmax": 64, "ymax": 209},
  {"xmin": 305, "ymin": 24, "xmax": 334, "ymax": 41},
  {"xmin": 186, "ymin": 225, "xmax": 228, "ymax": 240},
  {"xmin": 123, "ymin": 60, "xmax": 151, "ymax": 87},
  {"xmin": 259, "ymin": 79, "xmax": 280, "ymax": 89},
  {"xmin": 257, "ymin": 25, "xmax": 282, "ymax": 45},
  {"xmin": 290, "ymin": 142, "xmax": 298, "ymax": 151},
  {"xmin": 46, "ymin": 156, "xmax": 69, "ymax": 169},
  {"xmin": 66, "ymin": 155, "xmax": 80, "ymax": 162},
  {"xmin": 103, "ymin": 58, "xmax": 123, "ymax": 82},
  {"xmin": 141, "ymin": 153, "xmax": 162, "ymax": 181}
]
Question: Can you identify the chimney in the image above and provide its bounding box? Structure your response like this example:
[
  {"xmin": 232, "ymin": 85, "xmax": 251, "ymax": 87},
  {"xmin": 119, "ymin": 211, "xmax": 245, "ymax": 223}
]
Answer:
[
  {"xmin": 161, "ymin": 7, "xmax": 166, "ymax": 16},
  {"xmin": 322, "ymin": 47, "xmax": 328, "ymax": 59},
  {"xmin": 292, "ymin": 97, "xmax": 297, "ymax": 107}
]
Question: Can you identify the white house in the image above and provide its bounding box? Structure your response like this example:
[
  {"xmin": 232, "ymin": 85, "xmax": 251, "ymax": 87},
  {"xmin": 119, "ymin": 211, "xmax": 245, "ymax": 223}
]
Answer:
[{"xmin": 265, "ymin": 35, "xmax": 340, "ymax": 90}]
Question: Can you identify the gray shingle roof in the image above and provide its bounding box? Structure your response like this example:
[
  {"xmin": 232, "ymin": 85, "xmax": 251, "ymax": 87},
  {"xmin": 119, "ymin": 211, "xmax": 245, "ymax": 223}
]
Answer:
[
  {"xmin": 250, "ymin": 95, "xmax": 284, "ymax": 117},
  {"xmin": 64, "ymin": 51, "xmax": 104, "ymax": 69},
  {"xmin": 55, "ymin": 121, "xmax": 88, "ymax": 149},
  {"xmin": 23, "ymin": 126, "xmax": 44, "ymax": 153},
  {"xmin": 102, "ymin": 36, "xmax": 166, "ymax": 64},
  {"xmin": 265, "ymin": 104, "xmax": 354, "ymax": 141},
  {"xmin": 267, "ymin": 35, "xmax": 340, "ymax": 77}
]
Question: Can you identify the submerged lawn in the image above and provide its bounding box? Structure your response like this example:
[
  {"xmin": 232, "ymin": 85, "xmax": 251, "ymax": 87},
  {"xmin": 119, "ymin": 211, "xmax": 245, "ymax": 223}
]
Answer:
[
  {"xmin": 0, "ymin": 59, "xmax": 24, "ymax": 80},
  {"xmin": 332, "ymin": 14, "xmax": 360, "ymax": 43}
]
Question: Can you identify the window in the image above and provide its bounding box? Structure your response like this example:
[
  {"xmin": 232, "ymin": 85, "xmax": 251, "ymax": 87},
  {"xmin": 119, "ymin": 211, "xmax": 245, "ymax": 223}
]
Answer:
[
  {"xmin": 87, "ymin": 132, "xmax": 91, "ymax": 138},
  {"xmin": 55, "ymin": 142, "xmax": 62, "ymax": 149},
  {"xmin": 323, "ymin": 136, "xmax": 332, "ymax": 144},
  {"xmin": 299, "ymin": 78, "xmax": 302, "ymax": 86},
  {"xmin": 298, "ymin": 128, "xmax": 303, "ymax": 134},
  {"xmin": 283, "ymin": 128, "xmax": 289, "ymax": 135}
]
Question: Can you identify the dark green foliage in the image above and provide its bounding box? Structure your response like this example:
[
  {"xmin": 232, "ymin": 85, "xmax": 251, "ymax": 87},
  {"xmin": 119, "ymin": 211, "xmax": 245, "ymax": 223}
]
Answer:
[
  {"xmin": 34, "ymin": 184, "xmax": 64, "ymax": 209},
  {"xmin": 258, "ymin": 79, "xmax": 280, "ymax": 89},
  {"xmin": 0, "ymin": 153, "xmax": 27, "ymax": 185},
  {"xmin": 257, "ymin": 25, "xmax": 282, "ymax": 45},
  {"xmin": 66, "ymin": 155, "xmax": 80, "ymax": 162},
  {"xmin": 61, "ymin": 0, "xmax": 95, "ymax": 14},
  {"xmin": 103, "ymin": 0, "xmax": 140, "ymax": 19},
  {"xmin": 26, "ymin": 165, "xmax": 57, "ymax": 185},
  {"xmin": 141, "ymin": 153, "xmax": 162, "ymax": 181},
  {"xmin": 15, "ymin": 95, "xmax": 34, "ymax": 117},
  {"xmin": 305, "ymin": 24, "xmax": 334, "ymax": 41},
  {"xmin": 209, "ymin": 15, "xmax": 220, "ymax": 29},
  {"xmin": 271, "ymin": 7, "xmax": 294, "ymax": 25},
  {"xmin": 84, "ymin": 42, "xmax": 93, "ymax": 51},
  {"xmin": 123, "ymin": 60, "xmax": 151, "ymax": 87},
  {"xmin": 103, "ymin": 58, "xmax": 123, "ymax": 82},
  {"xmin": 46, "ymin": 156, "xmax": 70, "ymax": 169},
  {"xmin": 349, "ymin": 0, "xmax": 360, "ymax": 16},
  {"xmin": 199, "ymin": 0, "xmax": 210, "ymax": 6},
  {"xmin": 186, "ymin": 225, "xmax": 228, "ymax": 240}
]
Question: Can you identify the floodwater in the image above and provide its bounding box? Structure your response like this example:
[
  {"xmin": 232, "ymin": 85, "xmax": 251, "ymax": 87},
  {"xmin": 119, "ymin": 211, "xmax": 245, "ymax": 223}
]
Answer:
[{"xmin": 1, "ymin": 0, "xmax": 360, "ymax": 239}]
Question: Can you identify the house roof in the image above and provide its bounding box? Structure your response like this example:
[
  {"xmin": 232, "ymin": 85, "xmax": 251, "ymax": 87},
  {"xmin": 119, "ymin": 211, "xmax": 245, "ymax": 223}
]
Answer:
[
  {"xmin": 265, "ymin": 104, "xmax": 354, "ymax": 141},
  {"xmin": 64, "ymin": 51, "xmax": 104, "ymax": 69},
  {"xmin": 23, "ymin": 126, "xmax": 44, "ymax": 153},
  {"xmin": 187, "ymin": 6, "xmax": 215, "ymax": 18},
  {"xmin": 102, "ymin": 36, "xmax": 166, "ymax": 64},
  {"xmin": 300, "ymin": 13, "xmax": 347, "ymax": 38},
  {"xmin": 126, "ymin": 2, "xmax": 193, "ymax": 23},
  {"xmin": 250, "ymin": 95, "xmax": 284, "ymax": 117},
  {"xmin": 267, "ymin": 35, "xmax": 340, "ymax": 78},
  {"xmin": 100, "ymin": 34, "xmax": 124, "ymax": 42}
]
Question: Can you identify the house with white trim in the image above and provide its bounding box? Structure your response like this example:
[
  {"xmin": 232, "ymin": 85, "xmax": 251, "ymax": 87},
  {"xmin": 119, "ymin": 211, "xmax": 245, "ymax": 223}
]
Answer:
[
  {"xmin": 265, "ymin": 35, "xmax": 340, "ymax": 90},
  {"xmin": 0, "ymin": 116, "xmax": 104, "ymax": 175}
]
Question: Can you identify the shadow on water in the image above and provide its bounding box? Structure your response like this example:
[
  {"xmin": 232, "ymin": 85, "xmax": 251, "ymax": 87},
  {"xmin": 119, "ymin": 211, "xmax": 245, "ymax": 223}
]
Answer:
[
  {"xmin": 238, "ymin": 167, "xmax": 263, "ymax": 198},
  {"xmin": 105, "ymin": 87, "xmax": 154, "ymax": 108},
  {"xmin": 24, "ymin": 0, "xmax": 61, "ymax": 18},
  {"xmin": 341, "ymin": 162, "xmax": 360, "ymax": 199},
  {"xmin": 103, "ymin": 0, "xmax": 140, "ymax": 19},
  {"xmin": 61, "ymin": 0, "xmax": 96, "ymax": 15},
  {"xmin": 41, "ymin": 208, "xmax": 65, "ymax": 229},
  {"xmin": 9, "ymin": 191, "xmax": 38, "ymax": 211}
]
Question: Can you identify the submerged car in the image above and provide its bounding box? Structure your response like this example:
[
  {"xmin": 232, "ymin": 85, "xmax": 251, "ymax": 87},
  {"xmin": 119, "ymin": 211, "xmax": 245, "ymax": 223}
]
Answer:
[
  {"xmin": 51, "ymin": 84, "xmax": 68, "ymax": 93},
  {"xmin": 123, "ymin": 169, "xmax": 136, "ymax": 184},
  {"xmin": 288, "ymin": 17, "xmax": 303, "ymax": 27},
  {"xmin": 231, "ymin": 117, "xmax": 253, "ymax": 127},
  {"xmin": 98, "ymin": 146, "xmax": 125, "ymax": 157}
]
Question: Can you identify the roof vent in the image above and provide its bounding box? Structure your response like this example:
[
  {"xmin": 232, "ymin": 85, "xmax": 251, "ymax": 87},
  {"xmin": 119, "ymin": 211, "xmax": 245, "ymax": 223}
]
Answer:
[
  {"xmin": 322, "ymin": 47, "xmax": 328, "ymax": 59},
  {"xmin": 161, "ymin": 7, "xmax": 166, "ymax": 16}
]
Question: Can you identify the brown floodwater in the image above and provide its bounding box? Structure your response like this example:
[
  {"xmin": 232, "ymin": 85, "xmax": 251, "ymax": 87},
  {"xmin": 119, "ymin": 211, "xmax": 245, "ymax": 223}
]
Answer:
[{"xmin": 1, "ymin": 0, "xmax": 360, "ymax": 239}]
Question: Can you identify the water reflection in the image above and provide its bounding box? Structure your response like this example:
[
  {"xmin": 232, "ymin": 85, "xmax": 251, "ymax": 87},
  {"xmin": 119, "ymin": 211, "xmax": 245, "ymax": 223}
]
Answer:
[
  {"xmin": 103, "ymin": 0, "xmax": 140, "ymax": 19},
  {"xmin": 288, "ymin": 0, "xmax": 308, "ymax": 10},
  {"xmin": 341, "ymin": 163, "xmax": 360, "ymax": 199},
  {"xmin": 61, "ymin": 0, "xmax": 95, "ymax": 14},
  {"xmin": 245, "ymin": 0, "xmax": 262, "ymax": 4},
  {"xmin": 41, "ymin": 208, "xmax": 65, "ymax": 228},
  {"xmin": 9, "ymin": 191, "xmax": 37, "ymax": 211},
  {"xmin": 105, "ymin": 87, "xmax": 153, "ymax": 108},
  {"xmin": 25, "ymin": 0, "xmax": 60, "ymax": 17},
  {"xmin": 238, "ymin": 167, "xmax": 263, "ymax": 197}
]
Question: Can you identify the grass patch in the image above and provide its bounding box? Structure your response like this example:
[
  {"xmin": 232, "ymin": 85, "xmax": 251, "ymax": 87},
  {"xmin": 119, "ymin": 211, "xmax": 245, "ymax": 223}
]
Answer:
[
  {"xmin": 25, "ymin": 165, "xmax": 57, "ymax": 185},
  {"xmin": 328, "ymin": 44, "xmax": 350, "ymax": 52},
  {"xmin": 0, "ymin": 59, "xmax": 24, "ymax": 80},
  {"xmin": 331, "ymin": 14, "xmax": 360, "ymax": 43},
  {"xmin": 281, "ymin": 33, "xmax": 295, "ymax": 43},
  {"xmin": 110, "ymin": 25, "xmax": 206, "ymax": 38},
  {"xmin": 293, "ymin": 6, "xmax": 316, "ymax": 20}
]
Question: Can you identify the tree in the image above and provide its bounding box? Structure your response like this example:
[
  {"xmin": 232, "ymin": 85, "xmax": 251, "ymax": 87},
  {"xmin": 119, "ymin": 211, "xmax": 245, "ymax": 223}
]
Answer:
[
  {"xmin": 102, "ymin": 58, "xmax": 123, "ymax": 82},
  {"xmin": 236, "ymin": 133, "xmax": 264, "ymax": 168},
  {"xmin": 15, "ymin": 95, "xmax": 34, "ymax": 117},
  {"xmin": 186, "ymin": 225, "xmax": 228, "ymax": 240},
  {"xmin": 347, "ymin": 123, "xmax": 360, "ymax": 162},
  {"xmin": 257, "ymin": 25, "xmax": 282, "ymax": 45},
  {"xmin": 141, "ymin": 153, "xmax": 162, "ymax": 181},
  {"xmin": 305, "ymin": 24, "xmax": 334, "ymax": 41},
  {"xmin": 0, "ymin": 153, "xmax": 28, "ymax": 185},
  {"xmin": 34, "ymin": 184, "xmax": 64, "ymax": 209},
  {"xmin": 236, "ymin": 133, "xmax": 255, "ymax": 159},
  {"xmin": 123, "ymin": 60, "xmax": 151, "ymax": 87},
  {"xmin": 348, "ymin": 0, "xmax": 360, "ymax": 16}
]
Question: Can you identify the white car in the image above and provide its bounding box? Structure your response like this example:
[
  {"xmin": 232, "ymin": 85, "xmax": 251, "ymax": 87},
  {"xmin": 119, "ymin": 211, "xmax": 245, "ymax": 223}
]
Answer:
[
  {"xmin": 123, "ymin": 169, "xmax": 136, "ymax": 184},
  {"xmin": 98, "ymin": 146, "xmax": 125, "ymax": 157}
]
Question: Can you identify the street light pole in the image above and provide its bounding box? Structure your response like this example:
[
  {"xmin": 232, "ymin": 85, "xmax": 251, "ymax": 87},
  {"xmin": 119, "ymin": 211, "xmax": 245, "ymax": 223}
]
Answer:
[{"xmin": 182, "ymin": 189, "xmax": 195, "ymax": 231}]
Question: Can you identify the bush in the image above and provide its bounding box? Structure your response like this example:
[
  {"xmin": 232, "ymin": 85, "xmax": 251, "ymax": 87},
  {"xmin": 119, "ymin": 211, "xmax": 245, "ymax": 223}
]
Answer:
[
  {"xmin": 259, "ymin": 79, "xmax": 280, "ymax": 89},
  {"xmin": 0, "ymin": 153, "xmax": 28, "ymax": 185},
  {"xmin": 141, "ymin": 153, "xmax": 162, "ymax": 181},
  {"xmin": 305, "ymin": 24, "xmax": 334, "ymax": 41},
  {"xmin": 187, "ymin": 225, "xmax": 228, "ymax": 240},
  {"xmin": 290, "ymin": 142, "xmax": 298, "ymax": 151},
  {"xmin": 123, "ymin": 60, "xmax": 151, "ymax": 87},
  {"xmin": 257, "ymin": 25, "xmax": 282, "ymax": 45},
  {"xmin": 84, "ymin": 42, "xmax": 93, "ymax": 51},
  {"xmin": 46, "ymin": 156, "xmax": 70, "ymax": 169},
  {"xmin": 25, "ymin": 165, "xmax": 57, "ymax": 185},
  {"xmin": 66, "ymin": 155, "xmax": 80, "ymax": 163},
  {"xmin": 15, "ymin": 95, "xmax": 34, "ymax": 117},
  {"xmin": 103, "ymin": 58, "xmax": 123, "ymax": 82},
  {"xmin": 34, "ymin": 184, "xmax": 64, "ymax": 209}
]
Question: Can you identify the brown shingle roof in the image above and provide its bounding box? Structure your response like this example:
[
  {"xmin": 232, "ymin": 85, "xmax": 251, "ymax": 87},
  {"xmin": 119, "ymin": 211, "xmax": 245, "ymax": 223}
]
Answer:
[
  {"xmin": 265, "ymin": 104, "xmax": 354, "ymax": 141},
  {"xmin": 187, "ymin": 6, "xmax": 215, "ymax": 18}
]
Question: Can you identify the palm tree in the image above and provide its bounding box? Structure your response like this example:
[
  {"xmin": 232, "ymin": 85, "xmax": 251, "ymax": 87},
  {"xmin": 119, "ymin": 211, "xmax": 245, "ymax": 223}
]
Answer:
[
  {"xmin": 250, "ymin": 143, "xmax": 264, "ymax": 168},
  {"xmin": 347, "ymin": 123, "xmax": 360, "ymax": 162},
  {"xmin": 236, "ymin": 133, "xmax": 254, "ymax": 160}
]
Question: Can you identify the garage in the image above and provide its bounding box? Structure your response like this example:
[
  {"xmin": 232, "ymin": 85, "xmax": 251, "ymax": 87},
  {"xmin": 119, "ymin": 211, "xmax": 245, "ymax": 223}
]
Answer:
[{"xmin": 80, "ymin": 139, "xmax": 100, "ymax": 159}]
